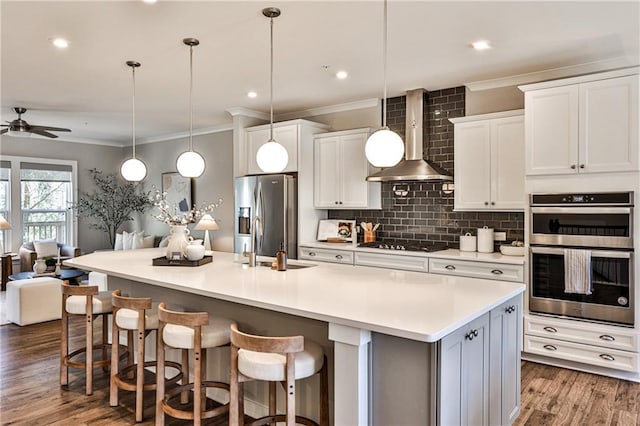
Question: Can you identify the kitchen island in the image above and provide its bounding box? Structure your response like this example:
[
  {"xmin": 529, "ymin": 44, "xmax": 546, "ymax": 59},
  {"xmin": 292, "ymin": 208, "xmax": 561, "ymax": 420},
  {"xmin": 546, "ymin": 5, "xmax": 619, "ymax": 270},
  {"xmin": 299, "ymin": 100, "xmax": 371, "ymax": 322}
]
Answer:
[{"xmin": 66, "ymin": 248, "xmax": 525, "ymax": 425}]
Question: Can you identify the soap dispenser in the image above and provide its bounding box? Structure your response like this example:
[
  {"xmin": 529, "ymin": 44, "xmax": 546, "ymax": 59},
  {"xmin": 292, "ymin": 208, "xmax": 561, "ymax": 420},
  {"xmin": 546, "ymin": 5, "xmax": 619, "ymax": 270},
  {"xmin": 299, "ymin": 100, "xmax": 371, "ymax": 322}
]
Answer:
[{"xmin": 276, "ymin": 242, "xmax": 287, "ymax": 271}]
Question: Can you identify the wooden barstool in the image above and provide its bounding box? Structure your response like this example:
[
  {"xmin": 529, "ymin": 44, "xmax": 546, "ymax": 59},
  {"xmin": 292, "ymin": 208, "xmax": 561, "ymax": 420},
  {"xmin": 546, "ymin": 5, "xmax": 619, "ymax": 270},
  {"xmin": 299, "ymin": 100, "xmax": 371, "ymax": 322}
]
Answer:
[
  {"xmin": 110, "ymin": 290, "xmax": 183, "ymax": 422},
  {"xmin": 60, "ymin": 281, "xmax": 113, "ymax": 395},
  {"xmin": 156, "ymin": 302, "xmax": 236, "ymax": 426},
  {"xmin": 229, "ymin": 324, "xmax": 329, "ymax": 426}
]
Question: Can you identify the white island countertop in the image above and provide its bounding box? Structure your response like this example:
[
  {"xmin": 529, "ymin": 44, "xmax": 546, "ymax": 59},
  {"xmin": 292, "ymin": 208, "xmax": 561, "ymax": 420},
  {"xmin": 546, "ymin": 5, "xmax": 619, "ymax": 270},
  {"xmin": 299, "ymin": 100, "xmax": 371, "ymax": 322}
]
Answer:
[{"xmin": 66, "ymin": 248, "xmax": 524, "ymax": 343}]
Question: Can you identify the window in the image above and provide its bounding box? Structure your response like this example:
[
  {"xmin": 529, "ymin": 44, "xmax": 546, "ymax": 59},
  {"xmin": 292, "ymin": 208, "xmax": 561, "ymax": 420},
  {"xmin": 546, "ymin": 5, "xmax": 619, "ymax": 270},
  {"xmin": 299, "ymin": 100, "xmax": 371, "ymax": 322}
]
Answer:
[
  {"xmin": 0, "ymin": 161, "xmax": 9, "ymax": 252},
  {"xmin": 0, "ymin": 156, "xmax": 77, "ymax": 252},
  {"xmin": 20, "ymin": 162, "xmax": 73, "ymax": 243}
]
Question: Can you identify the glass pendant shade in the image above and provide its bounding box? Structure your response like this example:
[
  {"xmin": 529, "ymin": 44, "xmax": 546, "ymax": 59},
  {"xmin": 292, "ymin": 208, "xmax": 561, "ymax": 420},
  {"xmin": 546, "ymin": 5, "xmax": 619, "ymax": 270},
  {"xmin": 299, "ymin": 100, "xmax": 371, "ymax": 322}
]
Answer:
[
  {"xmin": 176, "ymin": 151, "xmax": 206, "ymax": 178},
  {"xmin": 365, "ymin": 127, "xmax": 404, "ymax": 167},
  {"xmin": 121, "ymin": 158, "xmax": 147, "ymax": 182},
  {"xmin": 256, "ymin": 140, "xmax": 288, "ymax": 173}
]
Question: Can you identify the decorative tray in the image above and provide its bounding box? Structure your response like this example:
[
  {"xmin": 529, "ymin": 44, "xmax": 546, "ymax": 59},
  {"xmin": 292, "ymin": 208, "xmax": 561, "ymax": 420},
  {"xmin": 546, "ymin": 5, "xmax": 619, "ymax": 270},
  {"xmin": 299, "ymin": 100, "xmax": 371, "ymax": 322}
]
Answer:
[{"xmin": 152, "ymin": 255, "xmax": 213, "ymax": 267}]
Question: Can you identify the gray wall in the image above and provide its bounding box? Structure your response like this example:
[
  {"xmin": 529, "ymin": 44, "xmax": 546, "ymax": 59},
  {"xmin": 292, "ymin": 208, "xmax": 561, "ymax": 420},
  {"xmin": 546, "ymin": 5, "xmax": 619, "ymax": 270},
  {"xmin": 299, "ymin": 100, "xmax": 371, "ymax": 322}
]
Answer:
[
  {"xmin": 0, "ymin": 129, "xmax": 234, "ymax": 254},
  {"xmin": 0, "ymin": 136, "xmax": 123, "ymax": 253},
  {"xmin": 135, "ymin": 130, "xmax": 234, "ymax": 252}
]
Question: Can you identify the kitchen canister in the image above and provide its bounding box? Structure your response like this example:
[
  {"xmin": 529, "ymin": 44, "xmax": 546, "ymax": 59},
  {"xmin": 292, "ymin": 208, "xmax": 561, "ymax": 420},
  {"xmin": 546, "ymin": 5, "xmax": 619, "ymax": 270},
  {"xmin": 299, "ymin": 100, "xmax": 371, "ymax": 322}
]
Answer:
[
  {"xmin": 477, "ymin": 226, "xmax": 494, "ymax": 253},
  {"xmin": 459, "ymin": 232, "xmax": 477, "ymax": 252}
]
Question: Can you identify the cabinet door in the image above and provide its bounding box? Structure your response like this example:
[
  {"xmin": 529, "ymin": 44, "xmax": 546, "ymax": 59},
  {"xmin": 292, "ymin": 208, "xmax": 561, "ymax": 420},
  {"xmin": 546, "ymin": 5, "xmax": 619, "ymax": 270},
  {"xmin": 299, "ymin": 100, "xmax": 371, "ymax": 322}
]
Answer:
[
  {"xmin": 439, "ymin": 312, "xmax": 490, "ymax": 426},
  {"xmin": 525, "ymin": 86, "xmax": 579, "ymax": 175},
  {"xmin": 579, "ymin": 75, "xmax": 639, "ymax": 173},
  {"xmin": 246, "ymin": 125, "xmax": 298, "ymax": 175},
  {"xmin": 314, "ymin": 136, "xmax": 340, "ymax": 207},
  {"xmin": 490, "ymin": 295, "xmax": 522, "ymax": 426},
  {"xmin": 454, "ymin": 121, "xmax": 491, "ymax": 210},
  {"xmin": 339, "ymin": 133, "xmax": 371, "ymax": 208},
  {"xmin": 491, "ymin": 116, "xmax": 525, "ymax": 210}
]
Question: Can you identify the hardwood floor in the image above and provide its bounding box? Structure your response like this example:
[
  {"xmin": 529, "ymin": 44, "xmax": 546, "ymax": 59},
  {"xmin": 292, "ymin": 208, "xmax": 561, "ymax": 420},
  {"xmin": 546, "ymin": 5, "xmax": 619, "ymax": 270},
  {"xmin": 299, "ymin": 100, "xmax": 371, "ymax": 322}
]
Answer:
[{"xmin": 1, "ymin": 319, "xmax": 639, "ymax": 425}]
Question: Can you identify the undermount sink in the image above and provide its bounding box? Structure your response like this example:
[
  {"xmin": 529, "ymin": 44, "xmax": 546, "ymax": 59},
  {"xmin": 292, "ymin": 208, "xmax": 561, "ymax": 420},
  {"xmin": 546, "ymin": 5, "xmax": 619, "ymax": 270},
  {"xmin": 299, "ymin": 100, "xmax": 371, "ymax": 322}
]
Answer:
[{"xmin": 255, "ymin": 261, "xmax": 315, "ymax": 270}]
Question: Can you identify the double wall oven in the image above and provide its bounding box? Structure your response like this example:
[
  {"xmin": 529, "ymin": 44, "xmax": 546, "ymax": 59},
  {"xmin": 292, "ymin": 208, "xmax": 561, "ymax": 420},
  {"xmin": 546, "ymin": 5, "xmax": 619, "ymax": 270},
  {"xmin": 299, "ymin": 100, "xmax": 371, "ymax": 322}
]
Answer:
[{"xmin": 529, "ymin": 192, "xmax": 634, "ymax": 326}]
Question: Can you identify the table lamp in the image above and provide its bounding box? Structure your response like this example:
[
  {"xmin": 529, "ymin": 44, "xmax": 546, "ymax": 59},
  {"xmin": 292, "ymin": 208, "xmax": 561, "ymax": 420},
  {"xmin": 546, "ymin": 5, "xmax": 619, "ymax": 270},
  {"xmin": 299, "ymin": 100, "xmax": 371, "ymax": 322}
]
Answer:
[
  {"xmin": 195, "ymin": 214, "xmax": 219, "ymax": 252},
  {"xmin": 0, "ymin": 216, "xmax": 11, "ymax": 254}
]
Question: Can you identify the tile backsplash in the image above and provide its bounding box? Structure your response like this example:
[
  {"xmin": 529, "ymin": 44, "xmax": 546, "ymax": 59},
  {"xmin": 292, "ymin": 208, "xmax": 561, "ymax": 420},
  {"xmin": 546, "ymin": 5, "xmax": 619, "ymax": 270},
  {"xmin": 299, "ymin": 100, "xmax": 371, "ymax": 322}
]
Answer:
[{"xmin": 328, "ymin": 87, "xmax": 525, "ymax": 248}]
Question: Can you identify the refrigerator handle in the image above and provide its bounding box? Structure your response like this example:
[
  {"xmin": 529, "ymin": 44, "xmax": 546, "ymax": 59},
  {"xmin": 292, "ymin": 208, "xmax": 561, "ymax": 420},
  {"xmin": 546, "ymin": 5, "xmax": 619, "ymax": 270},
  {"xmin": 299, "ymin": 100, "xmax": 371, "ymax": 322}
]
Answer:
[{"xmin": 255, "ymin": 180, "xmax": 264, "ymax": 254}]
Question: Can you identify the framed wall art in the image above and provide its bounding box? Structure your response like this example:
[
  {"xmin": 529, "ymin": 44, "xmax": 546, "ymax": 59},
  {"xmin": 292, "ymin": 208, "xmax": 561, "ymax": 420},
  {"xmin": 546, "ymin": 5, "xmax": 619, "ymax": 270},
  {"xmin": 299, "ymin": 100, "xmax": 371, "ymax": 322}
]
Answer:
[{"xmin": 161, "ymin": 172, "xmax": 194, "ymax": 214}]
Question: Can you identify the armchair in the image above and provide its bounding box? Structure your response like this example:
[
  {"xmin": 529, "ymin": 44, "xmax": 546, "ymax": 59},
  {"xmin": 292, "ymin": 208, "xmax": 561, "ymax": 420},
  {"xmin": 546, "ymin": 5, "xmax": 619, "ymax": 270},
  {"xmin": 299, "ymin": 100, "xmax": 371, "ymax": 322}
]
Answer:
[{"xmin": 19, "ymin": 242, "xmax": 81, "ymax": 272}]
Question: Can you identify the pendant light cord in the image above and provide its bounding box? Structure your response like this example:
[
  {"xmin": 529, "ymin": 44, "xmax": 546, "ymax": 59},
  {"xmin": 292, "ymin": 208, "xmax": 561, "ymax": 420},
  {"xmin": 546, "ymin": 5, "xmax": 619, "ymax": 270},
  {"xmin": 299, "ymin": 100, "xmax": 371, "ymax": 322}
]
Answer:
[
  {"xmin": 131, "ymin": 65, "xmax": 136, "ymax": 158},
  {"xmin": 382, "ymin": 0, "xmax": 388, "ymax": 129},
  {"xmin": 269, "ymin": 15, "xmax": 275, "ymax": 142},
  {"xmin": 189, "ymin": 44, "xmax": 194, "ymax": 151}
]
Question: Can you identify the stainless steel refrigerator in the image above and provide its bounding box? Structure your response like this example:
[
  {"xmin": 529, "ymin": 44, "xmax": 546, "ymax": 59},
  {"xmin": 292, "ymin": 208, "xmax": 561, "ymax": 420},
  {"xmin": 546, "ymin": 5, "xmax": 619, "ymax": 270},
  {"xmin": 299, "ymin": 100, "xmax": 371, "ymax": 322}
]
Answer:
[{"xmin": 234, "ymin": 174, "xmax": 297, "ymax": 259}]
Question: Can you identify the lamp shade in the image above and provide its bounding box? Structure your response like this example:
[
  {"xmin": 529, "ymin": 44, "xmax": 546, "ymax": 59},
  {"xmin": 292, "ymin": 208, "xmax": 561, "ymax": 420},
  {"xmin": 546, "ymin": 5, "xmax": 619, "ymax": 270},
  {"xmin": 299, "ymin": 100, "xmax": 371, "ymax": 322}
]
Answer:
[
  {"xmin": 365, "ymin": 127, "xmax": 405, "ymax": 168},
  {"xmin": 0, "ymin": 216, "xmax": 10, "ymax": 230},
  {"xmin": 195, "ymin": 214, "xmax": 219, "ymax": 231},
  {"xmin": 120, "ymin": 158, "xmax": 147, "ymax": 182},
  {"xmin": 256, "ymin": 141, "xmax": 288, "ymax": 173},
  {"xmin": 176, "ymin": 151, "xmax": 206, "ymax": 178}
]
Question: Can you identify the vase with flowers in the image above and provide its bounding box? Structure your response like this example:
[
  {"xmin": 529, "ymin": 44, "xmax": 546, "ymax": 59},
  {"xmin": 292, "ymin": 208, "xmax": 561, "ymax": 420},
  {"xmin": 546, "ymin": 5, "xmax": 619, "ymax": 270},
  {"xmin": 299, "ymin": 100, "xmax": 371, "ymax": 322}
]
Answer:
[{"xmin": 151, "ymin": 189, "xmax": 222, "ymax": 259}]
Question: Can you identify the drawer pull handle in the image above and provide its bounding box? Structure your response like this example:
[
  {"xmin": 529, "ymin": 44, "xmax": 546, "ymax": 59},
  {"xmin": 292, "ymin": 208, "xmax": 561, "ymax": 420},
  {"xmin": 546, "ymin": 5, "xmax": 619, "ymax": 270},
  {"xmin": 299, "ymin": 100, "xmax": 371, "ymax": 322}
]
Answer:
[
  {"xmin": 543, "ymin": 326, "xmax": 558, "ymax": 333},
  {"xmin": 543, "ymin": 344, "xmax": 557, "ymax": 351},
  {"xmin": 465, "ymin": 329, "xmax": 478, "ymax": 341},
  {"xmin": 308, "ymin": 252, "xmax": 316, "ymax": 257},
  {"xmin": 505, "ymin": 305, "xmax": 516, "ymax": 314},
  {"xmin": 445, "ymin": 265, "xmax": 456, "ymax": 270},
  {"xmin": 599, "ymin": 334, "xmax": 615, "ymax": 342},
  {"xmin": 335, "ymin": 254, "xmax": 343, "ymax": 260},
  {"xmin": 599, "ymin": 354, "xmax": 615, "ymax": 362},
  {"xmin": 491, "ymin": 269, "xmax": 503, "ymax": 275}
]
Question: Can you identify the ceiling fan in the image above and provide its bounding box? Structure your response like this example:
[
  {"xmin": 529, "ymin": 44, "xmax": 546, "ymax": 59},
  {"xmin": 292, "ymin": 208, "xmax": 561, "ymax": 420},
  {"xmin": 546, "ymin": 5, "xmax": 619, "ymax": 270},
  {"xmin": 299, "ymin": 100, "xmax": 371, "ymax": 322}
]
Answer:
[{"xmin": 1, "ymin": 107, "xmax": 71, "ymax": 138}]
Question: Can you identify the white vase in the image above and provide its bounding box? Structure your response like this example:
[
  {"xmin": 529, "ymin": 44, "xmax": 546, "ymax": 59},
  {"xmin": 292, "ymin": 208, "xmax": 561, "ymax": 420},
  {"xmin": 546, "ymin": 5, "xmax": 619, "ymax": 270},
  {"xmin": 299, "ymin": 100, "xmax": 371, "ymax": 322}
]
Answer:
[
  {"xmin": 185, "ymin": 241, "xmax": 205, "ymax": 261},
  {"xmin": 165, "ymin": 225, "xmax": 193, "ymax": 260},
  {"xmin": 33, "ymin": 259, "xmax": 47, "ymax": 274}
]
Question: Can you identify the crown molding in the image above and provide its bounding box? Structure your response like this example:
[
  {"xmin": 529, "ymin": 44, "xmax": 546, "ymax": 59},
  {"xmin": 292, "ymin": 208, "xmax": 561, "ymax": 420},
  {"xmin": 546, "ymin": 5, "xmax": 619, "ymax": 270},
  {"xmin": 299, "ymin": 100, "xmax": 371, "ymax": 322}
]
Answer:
[
  {"xmin": 225, "ymin": 107, "xmax": 270, "ymax": 120},
  {"xmin": 1, "ymin": 133, "xmax": 124, "ymax": 147},
  {"xmin": 277, "ymin": 97, "xmax": 379, "ymax": 121},
  {"xmin": 137, "ymin": 122, "xmax": 234, "ymax": 145},
  {"xmin": 466, "ymin": 57, "xmax": 638, "ymax": 91}
]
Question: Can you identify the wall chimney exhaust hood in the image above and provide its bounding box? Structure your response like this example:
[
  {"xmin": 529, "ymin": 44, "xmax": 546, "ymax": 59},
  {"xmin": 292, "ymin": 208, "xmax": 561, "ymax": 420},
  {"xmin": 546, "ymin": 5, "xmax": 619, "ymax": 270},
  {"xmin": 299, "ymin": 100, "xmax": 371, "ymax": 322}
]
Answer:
[{"xmin": 366, "ymin": 89, "xmax": 453, "ymax": 182}]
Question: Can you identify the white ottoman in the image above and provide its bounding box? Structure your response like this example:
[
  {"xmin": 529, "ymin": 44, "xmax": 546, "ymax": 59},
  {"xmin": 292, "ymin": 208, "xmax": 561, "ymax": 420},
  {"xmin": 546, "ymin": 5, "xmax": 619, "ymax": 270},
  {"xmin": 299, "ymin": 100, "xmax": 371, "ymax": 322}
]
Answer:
[{"xmin": 6, "ymin": 277, "xmax": 63, "ymax": 326}]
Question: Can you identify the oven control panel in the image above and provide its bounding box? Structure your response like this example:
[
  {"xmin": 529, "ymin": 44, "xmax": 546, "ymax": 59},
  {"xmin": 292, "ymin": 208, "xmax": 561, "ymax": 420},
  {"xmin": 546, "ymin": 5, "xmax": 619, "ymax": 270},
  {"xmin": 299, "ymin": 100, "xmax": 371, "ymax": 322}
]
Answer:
[{"xmin": 531, "ymin": 192, "xmax": 633, "ymax": 206}]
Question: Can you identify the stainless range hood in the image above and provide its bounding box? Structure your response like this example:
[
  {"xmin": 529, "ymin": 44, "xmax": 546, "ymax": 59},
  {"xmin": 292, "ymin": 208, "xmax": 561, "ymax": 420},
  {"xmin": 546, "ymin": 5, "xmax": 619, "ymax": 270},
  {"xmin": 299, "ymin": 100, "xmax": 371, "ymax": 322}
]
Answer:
[{"xmin": 366, "ymin": 89, "xmax": 453, "ymax": 182}]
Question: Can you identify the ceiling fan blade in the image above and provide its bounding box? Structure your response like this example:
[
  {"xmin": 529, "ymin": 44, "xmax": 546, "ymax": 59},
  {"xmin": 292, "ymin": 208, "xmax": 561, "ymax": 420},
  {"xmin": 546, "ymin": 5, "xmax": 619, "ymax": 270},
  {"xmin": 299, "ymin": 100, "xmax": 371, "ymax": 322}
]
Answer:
[
  {"xmin": 0, "ymin": 128, "xmax": 7, "ymax": 135},
  {"xmin": 29, "ymin": 128, "xmax": 59, "ymax": 138},
  {"xmin": 0, "ymin": 124, "xmax": 8, "ymax": 127},
  {"xmin": 30, "ymin": 125, "xmax": 71, "ymax": 132}
]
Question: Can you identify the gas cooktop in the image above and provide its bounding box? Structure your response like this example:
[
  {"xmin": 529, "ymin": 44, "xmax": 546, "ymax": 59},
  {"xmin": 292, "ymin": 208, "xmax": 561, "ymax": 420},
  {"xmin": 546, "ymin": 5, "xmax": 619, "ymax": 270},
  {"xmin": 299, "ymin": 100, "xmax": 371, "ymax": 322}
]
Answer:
[{"xmin": 357, "ymin": 242, "xmax": 448, "ymax": 252}]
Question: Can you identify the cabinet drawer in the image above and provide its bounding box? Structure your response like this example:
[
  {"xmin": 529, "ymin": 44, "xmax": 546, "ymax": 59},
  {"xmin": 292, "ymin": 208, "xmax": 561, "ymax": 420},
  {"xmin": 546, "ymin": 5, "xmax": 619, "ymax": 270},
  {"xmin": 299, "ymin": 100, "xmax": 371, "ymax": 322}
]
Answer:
[
  {"xmin": 525, "ymin": 315, "xmax": 638, "ymax": 352},
  {"xmin": 299, "ymin": 247, "xmax": 354, "ymax": 265},
  {"xmin": 524, "ymin": 335, "xmax": 639, "ymax": 373},
  {"xmin": 354, "ymin": 252, "xmax": 428, "ymax": 273},
  {"xmin": 429, "ymin": 258, "xmax": 524, "ymax": 282}
]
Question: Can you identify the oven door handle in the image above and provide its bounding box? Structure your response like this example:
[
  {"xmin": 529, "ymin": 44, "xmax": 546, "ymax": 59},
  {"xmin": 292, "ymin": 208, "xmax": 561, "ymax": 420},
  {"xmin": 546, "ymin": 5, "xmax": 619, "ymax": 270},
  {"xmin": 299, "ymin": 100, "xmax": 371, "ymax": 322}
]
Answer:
[
  {"xmin": 530, "ymin": 246, "xmax": 633, "ymax": 259},
  {"xmin": 530, "ymin": 206, "xmax": 633, "ymax": 215}
]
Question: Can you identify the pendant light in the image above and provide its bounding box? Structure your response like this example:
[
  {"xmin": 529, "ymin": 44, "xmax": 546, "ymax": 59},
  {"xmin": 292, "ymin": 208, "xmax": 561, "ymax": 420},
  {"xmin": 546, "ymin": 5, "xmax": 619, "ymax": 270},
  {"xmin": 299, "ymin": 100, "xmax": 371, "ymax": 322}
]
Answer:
[
  {"xmin": 176, "ymin": 38, "xmax": 206, "ymax": 178},
  {"xmin": 365, "ymin": 0, "xmax": 404, "ymax": 168},
  {"xmin": 120, "ymin": 61, "xmax": 147, "ymax": 182},
  {"xmin": 256, "ymin": 7, "xmax": 288, "ymax": 173}
]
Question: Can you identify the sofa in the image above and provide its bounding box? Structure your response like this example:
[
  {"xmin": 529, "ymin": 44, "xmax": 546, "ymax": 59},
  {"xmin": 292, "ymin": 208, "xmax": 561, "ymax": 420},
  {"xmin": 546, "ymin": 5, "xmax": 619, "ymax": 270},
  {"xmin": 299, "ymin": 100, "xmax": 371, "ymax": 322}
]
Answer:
[{"xmin": 19, "ymin": 242, "xmax": 81, "ymax": 272}]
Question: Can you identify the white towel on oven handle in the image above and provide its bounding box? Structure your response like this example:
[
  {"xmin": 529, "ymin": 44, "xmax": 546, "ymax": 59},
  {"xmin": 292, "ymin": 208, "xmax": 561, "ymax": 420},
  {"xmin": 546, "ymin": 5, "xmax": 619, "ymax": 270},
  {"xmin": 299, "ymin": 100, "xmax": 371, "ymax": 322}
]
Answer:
[{"xmin": 564, "ymin": 249, "xmax": 592, "ymax": 295}]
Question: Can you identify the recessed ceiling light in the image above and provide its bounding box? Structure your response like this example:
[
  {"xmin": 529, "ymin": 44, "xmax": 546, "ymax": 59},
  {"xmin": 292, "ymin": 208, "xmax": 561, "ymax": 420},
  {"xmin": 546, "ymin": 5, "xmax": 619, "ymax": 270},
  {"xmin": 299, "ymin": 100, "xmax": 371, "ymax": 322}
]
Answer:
[
  {"xmin": 247, "ymin": 91, "xmax": 257, "ymax": 98},
  {"xmin": 471, "ymin": 40, "xmax": 491, "ymax": 51},
  {"xmin": 336, "ymin": 70, "xmax": 348, "ymax": 80},
  {"xmin": 51, "ymin": 38, "xmax": 69, "ymax": 49},
  {"xmin": 142, "ymin": 0, "xmax": 157, "ymax": 3}
]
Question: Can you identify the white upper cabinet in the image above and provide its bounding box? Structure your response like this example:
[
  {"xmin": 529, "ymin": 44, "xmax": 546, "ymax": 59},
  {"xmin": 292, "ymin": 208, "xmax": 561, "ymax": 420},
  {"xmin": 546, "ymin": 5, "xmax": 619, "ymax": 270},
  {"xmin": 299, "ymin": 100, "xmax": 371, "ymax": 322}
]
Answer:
[
  {"xmin": 246, "ymin": 124, "xmax": 299, "ymax": 175},
  {"xmin": 520, "ymin": 70, "xmax": 639, "ymax": 175},
  {"xmin": 313, "ymin": 128, "xmax": 381, "ymax": 209},
  {"xmin": 451, "ymin": 111, "xmax": 525, "ymax": 211}
]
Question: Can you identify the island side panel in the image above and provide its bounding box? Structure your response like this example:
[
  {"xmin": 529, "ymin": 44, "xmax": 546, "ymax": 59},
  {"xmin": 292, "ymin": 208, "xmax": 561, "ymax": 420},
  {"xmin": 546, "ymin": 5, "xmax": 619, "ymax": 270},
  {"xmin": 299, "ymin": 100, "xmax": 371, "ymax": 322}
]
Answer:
[
  {"xmin": 371, "ymin": 332, "xmax": 435, "ymax": 425},
  {"xmin": 108, "ymin": 276, "xmax": 334, "ymax": 423}
]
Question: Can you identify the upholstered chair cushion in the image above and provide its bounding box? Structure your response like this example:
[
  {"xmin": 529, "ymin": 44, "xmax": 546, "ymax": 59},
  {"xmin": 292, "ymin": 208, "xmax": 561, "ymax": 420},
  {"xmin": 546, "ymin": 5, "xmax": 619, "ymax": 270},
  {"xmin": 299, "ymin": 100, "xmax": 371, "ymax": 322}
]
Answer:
[
  {"xmin": 238, "ymin": 339, "xmax": 324, "ymax": 382},
  {"xmin": 115, "ymin": 305, "xmax": 159, "ymax": 330},
  {"xmin": 163, "ymin": 317, "xmax": 235, "ymax": 349},
  {"xmin": 66, "ymin": 291, "xmax": 112, "ymax": 315}
]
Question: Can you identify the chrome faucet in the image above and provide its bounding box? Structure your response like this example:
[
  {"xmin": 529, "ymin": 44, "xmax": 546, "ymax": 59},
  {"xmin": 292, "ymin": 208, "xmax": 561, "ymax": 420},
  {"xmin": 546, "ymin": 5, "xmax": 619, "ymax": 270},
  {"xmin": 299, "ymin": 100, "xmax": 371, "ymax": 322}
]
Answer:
[{"xmin": 243, "ymin": 216, "xmax": 262, "ymax": 267}]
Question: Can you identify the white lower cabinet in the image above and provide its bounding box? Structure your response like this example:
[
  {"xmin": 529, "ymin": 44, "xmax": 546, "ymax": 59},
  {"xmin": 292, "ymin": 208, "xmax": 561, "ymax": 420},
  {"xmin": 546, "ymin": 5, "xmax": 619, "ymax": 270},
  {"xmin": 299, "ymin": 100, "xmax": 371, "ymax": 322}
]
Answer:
[
  {"xmin": 439, "ymin": 312, "xmax": 490, "ymax": 425},
  {"xmin": 429, "ymin": 258, "xmax": 524, "ymax": 283},
  {"xmin": 354, "ymin": 251, "xmax": 428, "ymax": 273},
  {"xmin": 299, "ymin": 246, "xmax": 354, "ymax": 265},
  {"xmin": 439, "ymin": 295, "xmax": 522, "ymax": 426},
  {"xmin": 524, "ymin": 314, "xmax": 640, "ymax": 373}
]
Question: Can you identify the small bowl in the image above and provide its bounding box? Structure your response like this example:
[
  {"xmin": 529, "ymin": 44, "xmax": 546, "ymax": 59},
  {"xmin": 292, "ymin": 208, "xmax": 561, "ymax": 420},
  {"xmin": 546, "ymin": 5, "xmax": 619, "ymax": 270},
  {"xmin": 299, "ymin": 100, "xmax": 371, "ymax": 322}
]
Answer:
[{"xmin": 499, "ymin": 245, "xmax": 525, "ymax": 256}]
